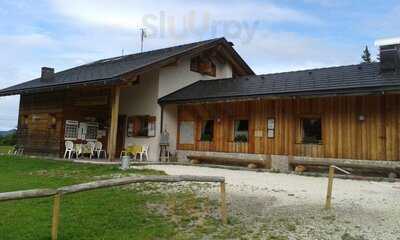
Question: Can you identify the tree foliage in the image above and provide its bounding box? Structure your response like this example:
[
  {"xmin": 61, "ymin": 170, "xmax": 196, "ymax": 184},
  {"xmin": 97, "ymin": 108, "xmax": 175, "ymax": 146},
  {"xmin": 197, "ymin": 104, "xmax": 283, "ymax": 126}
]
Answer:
[
  {"xmin": 362, "ymin": 45, "xmax": 372, "ymax": 63},
  {"xmin": 0, "ymin": 131, "xmax": 17, "ymax": 146}
]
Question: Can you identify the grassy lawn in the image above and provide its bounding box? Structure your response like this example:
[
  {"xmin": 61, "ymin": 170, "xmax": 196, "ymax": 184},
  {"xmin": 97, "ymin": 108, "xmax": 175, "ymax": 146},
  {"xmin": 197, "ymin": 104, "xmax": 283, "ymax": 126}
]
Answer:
[
  {"xmin": 0, "ymin": 156, "xmax": 177, "ymax": 240},
  {"xmin": 0, "ymin": 146, "xmax": 12, "ymax": 154}
]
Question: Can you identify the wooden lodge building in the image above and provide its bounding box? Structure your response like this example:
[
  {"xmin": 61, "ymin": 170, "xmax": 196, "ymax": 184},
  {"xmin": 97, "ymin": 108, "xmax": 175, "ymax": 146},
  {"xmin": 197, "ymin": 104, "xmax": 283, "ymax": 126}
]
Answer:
[{"xmin": 1, "ymin": 37, "xmax": 400, "ymax": 173}]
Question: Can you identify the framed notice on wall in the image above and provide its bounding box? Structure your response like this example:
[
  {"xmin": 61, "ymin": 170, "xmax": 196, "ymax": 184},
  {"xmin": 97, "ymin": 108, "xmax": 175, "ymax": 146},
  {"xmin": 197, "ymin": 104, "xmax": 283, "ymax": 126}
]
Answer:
[
  {"xmin": 179, "ymin": 121, "xmax": 195, "ymax": 144},
  {"xmin": 267, "ymin": 118, "xmax": 275, "ymax": 138}
]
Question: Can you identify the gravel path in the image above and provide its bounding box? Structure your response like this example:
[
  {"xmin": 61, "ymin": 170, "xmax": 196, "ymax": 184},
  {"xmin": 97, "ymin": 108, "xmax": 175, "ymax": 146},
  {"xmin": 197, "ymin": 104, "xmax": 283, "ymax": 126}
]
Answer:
[{"xmin": 140, "ymin": 165, "xmax": 400, "ymax": 240}]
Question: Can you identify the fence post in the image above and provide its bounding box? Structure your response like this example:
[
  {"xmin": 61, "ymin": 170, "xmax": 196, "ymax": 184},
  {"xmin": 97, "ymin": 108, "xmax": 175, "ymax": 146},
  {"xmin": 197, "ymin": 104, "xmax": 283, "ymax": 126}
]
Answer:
[
  {"xmin": 325, "ymin": 165, "xmax": 335, "ymax": 209},
  {"xmin": 220, "ymin": 182, "xmax": 227, "ymax": 224},
  {"xmin": 51, "ymin": 193, "xmax": 61, "ymax": 240}
]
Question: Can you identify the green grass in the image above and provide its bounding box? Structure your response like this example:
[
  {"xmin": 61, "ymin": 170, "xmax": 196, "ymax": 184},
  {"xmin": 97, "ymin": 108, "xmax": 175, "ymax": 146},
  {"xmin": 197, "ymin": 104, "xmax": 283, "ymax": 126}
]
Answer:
[
  {"xmin": 0, "ymin": 156, "xmax": 176, "ymax": 240},
  {"xmin": 0, "ymin": 146, "xmax": 12, "ymax": 154}
]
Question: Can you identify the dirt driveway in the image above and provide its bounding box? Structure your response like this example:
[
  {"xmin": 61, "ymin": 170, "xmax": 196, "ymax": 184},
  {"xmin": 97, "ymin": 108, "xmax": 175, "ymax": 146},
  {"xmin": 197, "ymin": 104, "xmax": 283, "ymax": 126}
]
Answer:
[{"xmin": 142, "ymin": 165, "xmax": 400, "ymax": 240}]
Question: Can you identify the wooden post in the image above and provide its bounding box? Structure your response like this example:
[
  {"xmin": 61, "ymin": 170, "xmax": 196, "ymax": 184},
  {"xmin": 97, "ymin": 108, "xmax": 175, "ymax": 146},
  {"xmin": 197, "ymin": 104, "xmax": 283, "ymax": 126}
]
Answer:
[
  {"xmin": 220, "ymin": 182, "xmax": 227, "ymax": 224},
  {"xmin": 107, "ymin": 86, "xmax": 120, "ymax": 161},
  {"xmin": 325, "ymin": 165, "xmax": 335, "ymax": 209},
  {"xmin": 51, "ymin": 193, "xmax": 61, "ymax": 240}
]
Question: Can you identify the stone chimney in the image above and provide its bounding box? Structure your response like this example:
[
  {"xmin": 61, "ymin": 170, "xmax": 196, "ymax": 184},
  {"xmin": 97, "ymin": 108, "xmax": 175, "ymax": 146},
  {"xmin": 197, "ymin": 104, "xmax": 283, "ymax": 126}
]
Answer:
[
  {"xmin": 375, "ymin": 37, "xmax": 400, "ymax": 74},
  {"xmin": 41, "ymin": 67, "xmax": 55, "ymax": 81}
]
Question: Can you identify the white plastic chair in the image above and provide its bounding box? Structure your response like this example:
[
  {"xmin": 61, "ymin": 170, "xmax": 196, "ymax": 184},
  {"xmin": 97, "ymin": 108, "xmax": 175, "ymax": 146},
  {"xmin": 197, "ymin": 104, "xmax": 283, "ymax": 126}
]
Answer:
[
  {"xmin": 95, "ymin": 141, "xmax": 107, "ymax": 159},
  {"xmin": 138, "ymin": 145, "xmax": 149, "ymax": 161},
  {"xmin": 87, "ymin": 142, "xmax": 96, "ymax": 159},
  {"xmin": 64, "ymin": 141, "xmax": 76, "ymax": 159}
]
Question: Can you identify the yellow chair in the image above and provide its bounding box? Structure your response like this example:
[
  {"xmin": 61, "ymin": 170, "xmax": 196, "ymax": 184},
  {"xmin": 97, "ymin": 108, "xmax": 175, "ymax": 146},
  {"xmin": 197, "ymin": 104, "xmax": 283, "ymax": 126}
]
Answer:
[{"xmin": 120, "ymin": 145, "xmax": 143, "ymax": 160}]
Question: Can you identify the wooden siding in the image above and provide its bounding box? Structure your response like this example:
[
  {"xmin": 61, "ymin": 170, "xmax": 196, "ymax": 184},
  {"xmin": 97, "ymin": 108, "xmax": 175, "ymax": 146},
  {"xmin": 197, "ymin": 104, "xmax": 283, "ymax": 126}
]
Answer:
[
  {"xmin": 177, "ymin": 95, "xmax": 400, "ymax": 161},
  {"xmin": 18, "ymin": 88, "xmax": 111, "ymax": 156}
]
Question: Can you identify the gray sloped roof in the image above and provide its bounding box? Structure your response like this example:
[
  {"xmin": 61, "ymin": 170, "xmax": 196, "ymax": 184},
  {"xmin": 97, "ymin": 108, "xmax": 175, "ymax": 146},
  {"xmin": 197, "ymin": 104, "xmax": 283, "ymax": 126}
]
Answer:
[
  {"xmin": 159, "ymin": 63, "xmax": 400, "ymax": 104},
  {"xmin": 0, "ymin": 38, "xmax": 253, "ymax": 96}
]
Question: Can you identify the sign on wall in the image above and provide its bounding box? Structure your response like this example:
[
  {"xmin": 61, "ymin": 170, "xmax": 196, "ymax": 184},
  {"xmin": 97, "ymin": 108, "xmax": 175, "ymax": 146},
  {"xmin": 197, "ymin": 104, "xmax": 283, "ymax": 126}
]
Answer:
[
  {"xmin": 179, "ymin": 121, "xmax": 195, "ymax": 144},
  {"xmin": 267, "ymin": 118, "xmax": 275, "ymax": 138}
]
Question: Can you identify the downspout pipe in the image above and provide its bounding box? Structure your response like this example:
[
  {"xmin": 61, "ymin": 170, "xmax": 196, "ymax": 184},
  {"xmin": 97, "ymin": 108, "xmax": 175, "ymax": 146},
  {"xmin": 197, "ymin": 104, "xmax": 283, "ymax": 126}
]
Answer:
[{"xmin": 160, "ymin": 104, "xmax": 164, "ymax": 133}]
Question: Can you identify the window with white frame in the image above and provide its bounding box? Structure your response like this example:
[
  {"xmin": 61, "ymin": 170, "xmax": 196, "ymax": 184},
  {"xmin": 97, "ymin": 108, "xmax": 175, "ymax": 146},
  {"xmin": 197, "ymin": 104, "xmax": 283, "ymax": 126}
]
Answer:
[
  {"xmin": 86, "ymin": 123, "xmax": 99, "ymax": 141},
  {"xmin": 64, "ymin": 120, "xmax": 79, "ymax": 140}
]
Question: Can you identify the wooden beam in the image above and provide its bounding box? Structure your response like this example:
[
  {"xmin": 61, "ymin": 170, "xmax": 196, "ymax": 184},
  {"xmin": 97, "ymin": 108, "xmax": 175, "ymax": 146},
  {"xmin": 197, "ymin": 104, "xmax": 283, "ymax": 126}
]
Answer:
[
  {"xmin": 120, "ymin": 73, "xmax": 140, "ymax": 83},
  {"xmin": 161, "ymin": 58, "xmax": 180, "ymax": 68},
  {"xmin": 107, "ymin": 86, "xmax": 120, "ymax": 161},
  {"xmin": 289, "ymin": 158, "xmax": 400, "ymax": 171},
  {"xmin": 0, "ymin": 189, "xmax": 57, "ymax": 202},
  {"xmin": 57, "ymin": 175, "xmax": 225, "ymax": 195},
  {"xmin": 218, "ymin": 46, "xmax": 247, "ymax": 76}
]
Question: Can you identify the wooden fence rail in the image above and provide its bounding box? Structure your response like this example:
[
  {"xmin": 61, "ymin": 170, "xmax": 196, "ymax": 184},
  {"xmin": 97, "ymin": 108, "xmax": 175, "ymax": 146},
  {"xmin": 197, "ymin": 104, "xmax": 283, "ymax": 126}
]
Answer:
[
  {"xmin": 0, "ymin": 175, "xmax": 227, "ymax": 240},
  {"xmin": 0, "ymin": 189, "xmax": 58, "ymax": 202}
]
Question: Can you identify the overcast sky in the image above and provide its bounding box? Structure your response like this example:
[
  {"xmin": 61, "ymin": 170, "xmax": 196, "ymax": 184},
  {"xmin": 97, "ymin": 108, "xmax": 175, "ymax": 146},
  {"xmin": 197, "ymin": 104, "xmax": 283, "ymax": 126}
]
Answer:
[{"xmin": 0, "ymin": 0, "xmax": 398, "ymax": 130}]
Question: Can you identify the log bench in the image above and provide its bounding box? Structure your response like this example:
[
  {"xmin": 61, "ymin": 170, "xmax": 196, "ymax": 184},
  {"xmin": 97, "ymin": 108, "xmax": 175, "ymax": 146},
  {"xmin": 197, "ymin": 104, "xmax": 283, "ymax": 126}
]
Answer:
[
  {"xmin": 187, "ymin": 155, "xmax": 270, "ymax": 169},
  {"xmin": 289, "ymin": 158, "xmax": 400, "ymax": 178}
]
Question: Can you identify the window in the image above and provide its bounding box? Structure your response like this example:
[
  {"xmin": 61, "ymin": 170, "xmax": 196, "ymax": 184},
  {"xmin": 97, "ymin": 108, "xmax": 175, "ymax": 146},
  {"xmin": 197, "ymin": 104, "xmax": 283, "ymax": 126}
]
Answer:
[
  {"xmin": 200, "ymin": 120, "xmax": 214, "ymax": 142},
  {"xmin": 234, "ymin": 120, "xmax": 248, "ymax": 142},
  {"xmin": 301, "ymin": 118, "xmax": 322, "ymax": 144},
  {"xmin": 127, "ymin": 116, "xmax": 156, "ymax": 137},
  {"xmin": 86, "ymin": 123, "xmax": 99, "ymax": 141},
  {"xmin": 64, "ymin": 120, "xmax": 79, "ymax": 140},
  {"xmin": 190, "ymin": 56, "xmax": 216, "ymax": 77}
]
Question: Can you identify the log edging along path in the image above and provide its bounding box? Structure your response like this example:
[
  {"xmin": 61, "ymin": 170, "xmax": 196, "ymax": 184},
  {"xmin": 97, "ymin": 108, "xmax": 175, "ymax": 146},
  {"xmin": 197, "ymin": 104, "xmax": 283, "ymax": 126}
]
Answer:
[{"xmin": 0, "ymin": 175, "xmax": 227, "ymax": 240}]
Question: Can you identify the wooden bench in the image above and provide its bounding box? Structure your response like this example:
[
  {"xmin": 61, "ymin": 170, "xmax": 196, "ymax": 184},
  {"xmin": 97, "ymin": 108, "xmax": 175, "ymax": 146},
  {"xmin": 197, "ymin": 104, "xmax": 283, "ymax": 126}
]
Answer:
[
  {"xmin": 289, "ymin": 158, "xmax": 400, "ymax": 178},
  {"xmin": 187, "ymin": 155, "xmax": 270, "ymax": 169}
]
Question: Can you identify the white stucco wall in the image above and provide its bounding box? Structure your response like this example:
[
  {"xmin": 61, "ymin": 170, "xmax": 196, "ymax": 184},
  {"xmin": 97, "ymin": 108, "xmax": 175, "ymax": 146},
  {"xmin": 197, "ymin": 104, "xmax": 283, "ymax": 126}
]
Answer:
[
  {"xmin": 158, "ymin": 56, "xmax": 233, "ymax": 98},
  {"xmin": 159, "ymin": 56, "xmax": 233, "ymax": 160},
  {"xmin": 119, "ymin": 71, "xmax": 161, "ymax": 161},
  {"xmin": 119, "ymin": 55, "xmax": 233, "ymax": 161}
]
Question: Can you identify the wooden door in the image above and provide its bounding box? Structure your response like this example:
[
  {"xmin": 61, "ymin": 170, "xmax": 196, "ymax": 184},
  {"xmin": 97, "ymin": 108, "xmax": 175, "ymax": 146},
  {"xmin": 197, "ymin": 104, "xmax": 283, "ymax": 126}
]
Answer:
[{"xmin": 115, "ymin": 115, "xmax": 127, "ymax": 158}]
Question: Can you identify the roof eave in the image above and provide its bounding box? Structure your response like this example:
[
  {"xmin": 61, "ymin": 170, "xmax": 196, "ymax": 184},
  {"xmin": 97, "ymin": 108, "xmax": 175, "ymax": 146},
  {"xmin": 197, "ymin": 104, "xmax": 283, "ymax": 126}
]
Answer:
[
  {"xmin": 158, "ymin": 85, "xmax": 400, "ymax": 105},
  {"xmin": 0, "ymin": 76, "xmax": 123, "ymax": 97},
  {"xmin": 220, "ymin": 41, "xmax": 254, "ymax": 75}
]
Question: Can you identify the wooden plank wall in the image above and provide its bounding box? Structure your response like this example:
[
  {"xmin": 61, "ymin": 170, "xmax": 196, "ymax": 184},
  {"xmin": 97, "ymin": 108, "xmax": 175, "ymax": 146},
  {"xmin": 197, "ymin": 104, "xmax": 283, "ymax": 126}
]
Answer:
[
  {"xmin": 18, "ymin": 88, "xmax": 111, "ymax": 156},
  {"xmin": 177, "ymin": 94, "xmax": 400, "ymax": 161},
  {"xmin": 18, "ymin": 92, "xmax": 65, "ymax": 155}
]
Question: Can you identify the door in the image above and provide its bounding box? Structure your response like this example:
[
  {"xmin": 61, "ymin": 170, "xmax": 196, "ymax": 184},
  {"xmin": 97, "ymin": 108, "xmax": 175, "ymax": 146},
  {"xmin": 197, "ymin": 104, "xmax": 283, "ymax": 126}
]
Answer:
[{"xmin": 115, "ymin": 115, "xmax": 127, "ymax": 158}]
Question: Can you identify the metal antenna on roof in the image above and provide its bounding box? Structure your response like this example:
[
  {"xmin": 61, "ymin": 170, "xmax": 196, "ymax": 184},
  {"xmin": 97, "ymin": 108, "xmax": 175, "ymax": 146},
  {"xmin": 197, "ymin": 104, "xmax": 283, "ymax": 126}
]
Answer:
[
  {"xmin": 140, "ymin": 28, "xmax": 147, "ymax": 53},
  {"xmin": 121, "ymin": 49, "xmax": 124, "ymax": 56}
]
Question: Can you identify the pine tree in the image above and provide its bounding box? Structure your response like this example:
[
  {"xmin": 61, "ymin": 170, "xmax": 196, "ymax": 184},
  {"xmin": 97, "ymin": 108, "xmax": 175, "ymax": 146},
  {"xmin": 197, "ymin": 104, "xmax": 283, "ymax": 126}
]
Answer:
[{"xmin": 361, "ymin": 45, "xmax": 372, "ymax": 63}]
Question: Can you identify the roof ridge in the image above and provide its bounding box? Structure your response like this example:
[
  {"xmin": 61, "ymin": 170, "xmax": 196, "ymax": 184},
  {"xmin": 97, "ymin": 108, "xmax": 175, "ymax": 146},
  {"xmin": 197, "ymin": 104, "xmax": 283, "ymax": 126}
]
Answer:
[
  {"xmin": 260, "ymin": 62, "xmax": 379, "ymax": 76},
  {"xmin": 196, "ymin": 62, "xmax": 380, "ymax": 84}
]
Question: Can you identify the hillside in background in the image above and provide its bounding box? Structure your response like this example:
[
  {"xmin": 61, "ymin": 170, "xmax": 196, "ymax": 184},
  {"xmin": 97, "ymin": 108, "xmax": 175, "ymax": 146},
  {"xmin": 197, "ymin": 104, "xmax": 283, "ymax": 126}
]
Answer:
[
  {"xmin": 0, "ymin": 129, "xmax": 17, "ymax": 146},
  {"xmin": 0, "ymin": 129, "xmax": 16, "ymax": 137}
]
